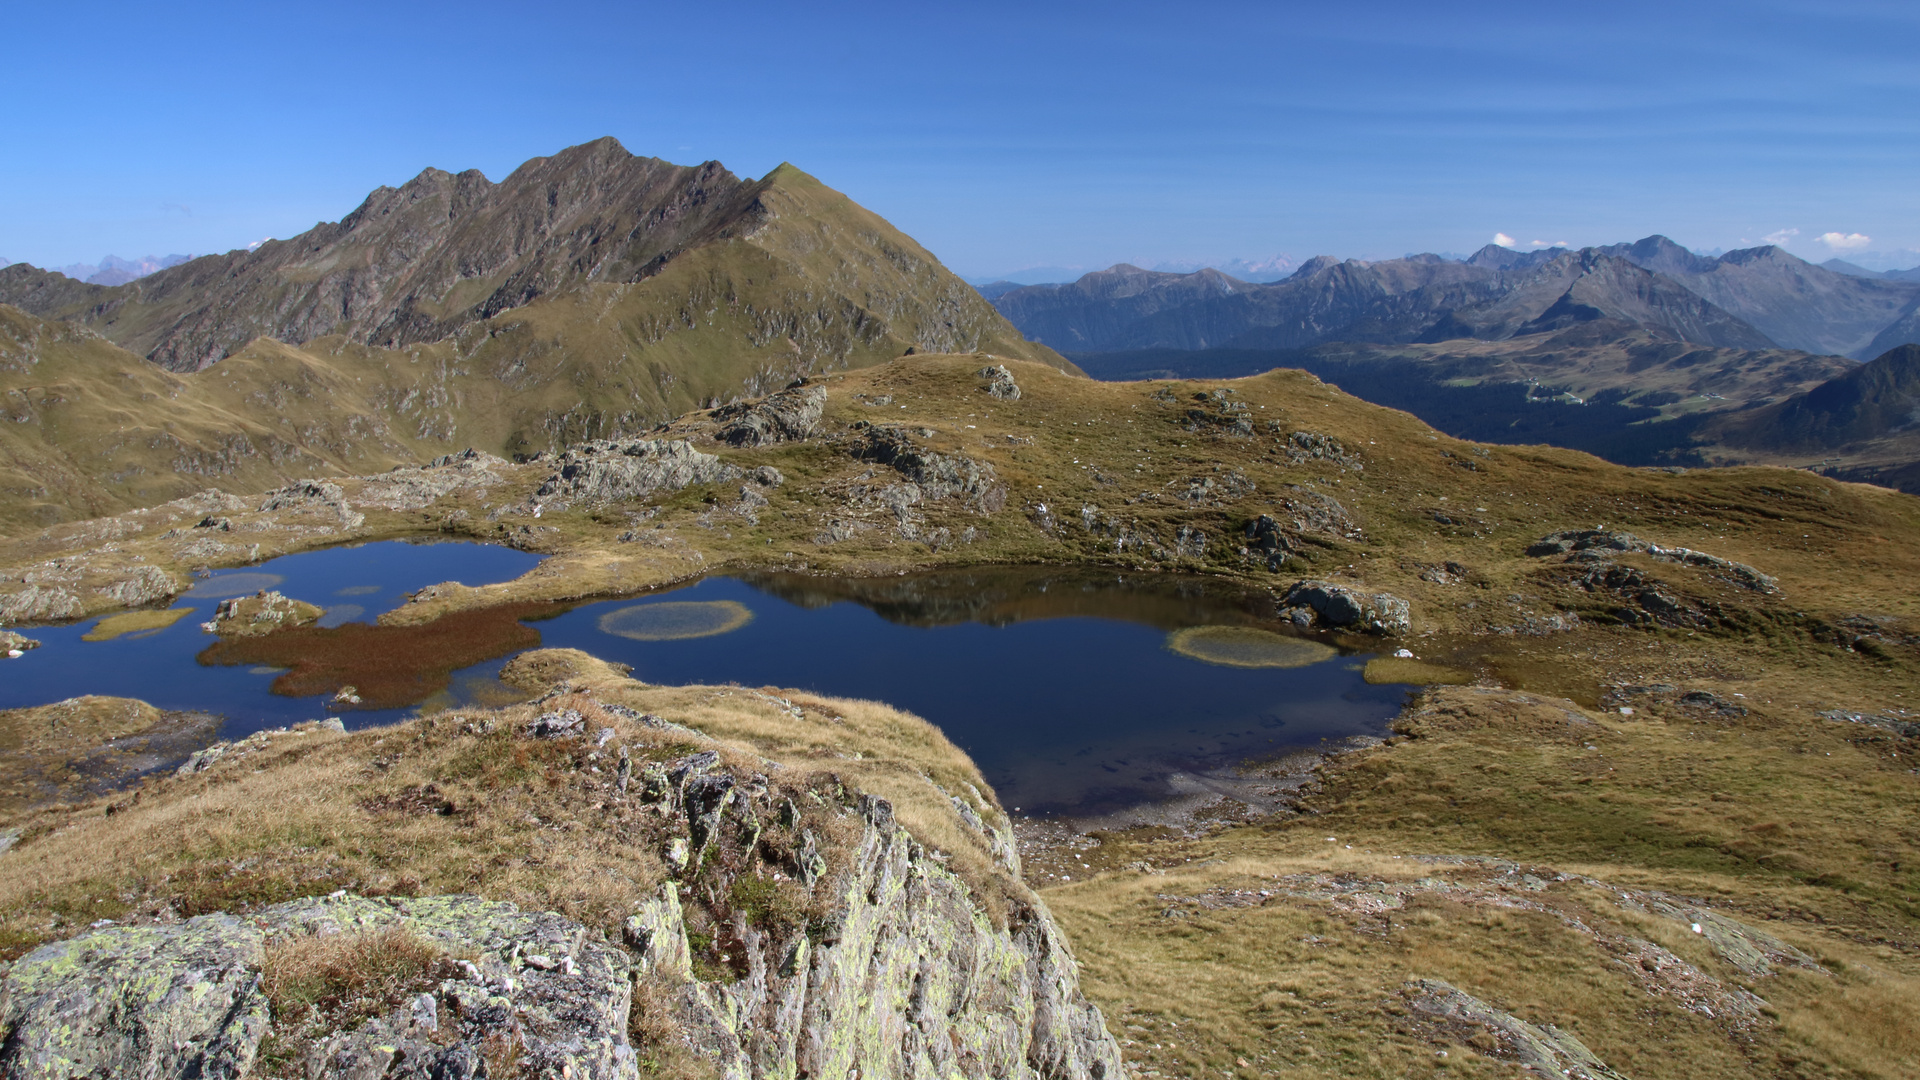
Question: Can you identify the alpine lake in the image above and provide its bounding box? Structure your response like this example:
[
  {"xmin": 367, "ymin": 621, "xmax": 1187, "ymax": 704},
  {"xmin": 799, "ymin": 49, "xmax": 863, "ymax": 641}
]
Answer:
[{"xmin": 3, "ymin": 540, "xmax": 1409, "ymax": 817}]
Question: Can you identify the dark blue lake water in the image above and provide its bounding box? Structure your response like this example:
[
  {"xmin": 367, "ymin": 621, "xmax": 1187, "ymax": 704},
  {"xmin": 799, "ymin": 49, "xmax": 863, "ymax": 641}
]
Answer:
[{"xmin": 4, "ymin": 545, "xmax": 1404, "ymax": 815}]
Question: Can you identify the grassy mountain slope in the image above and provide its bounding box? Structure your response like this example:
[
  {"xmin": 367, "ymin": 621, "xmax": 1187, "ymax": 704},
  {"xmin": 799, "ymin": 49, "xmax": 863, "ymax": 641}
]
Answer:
[
  {"xmin": 0, "ymin": 145, "xmax": 1069, "ymax": 531},
  {"xmin": 4, "ymin": 353, "xmax": 1920, "ymax": 1076}
]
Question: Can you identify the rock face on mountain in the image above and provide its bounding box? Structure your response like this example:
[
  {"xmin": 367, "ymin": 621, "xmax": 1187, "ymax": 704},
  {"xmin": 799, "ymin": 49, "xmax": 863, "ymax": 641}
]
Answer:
[
  {"xmin": 1591, "ymin": 236, "xmax": 1920, "ymax": 358},
  {"xmin": 0, "ymin": 141, "xmax": 1074, "ymax": 531},
  {"xmin": 992, "ymin": 248, "xmax": 1775, "ymax": 354},
  {"xmin": 0, "ymin": 139, "xmax": 1053, "ymax": 377},
  {"xmin": 994, "ymin": 235, "xmax": 1920, "ymax": 360}
]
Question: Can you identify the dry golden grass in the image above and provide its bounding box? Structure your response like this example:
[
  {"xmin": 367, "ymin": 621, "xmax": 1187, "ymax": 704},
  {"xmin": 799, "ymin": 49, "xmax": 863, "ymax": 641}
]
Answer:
[{"xmin": 0, "ymin": 655, "xmax": 1020, "ymax": 961}]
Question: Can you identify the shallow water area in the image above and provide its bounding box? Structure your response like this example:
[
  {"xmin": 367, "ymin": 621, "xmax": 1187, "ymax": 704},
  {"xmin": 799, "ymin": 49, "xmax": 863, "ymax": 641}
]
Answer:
[
  {"xmin": 533, "ymin": 568, "xmax": 1406, "ymax": 816},
  {"xmin": 0, "ymin": 540, "xmax": 544, "ymax": 731},
  {"xmin": 7, "ymin": 551, "xmax": 1406, "ymax": 817}
]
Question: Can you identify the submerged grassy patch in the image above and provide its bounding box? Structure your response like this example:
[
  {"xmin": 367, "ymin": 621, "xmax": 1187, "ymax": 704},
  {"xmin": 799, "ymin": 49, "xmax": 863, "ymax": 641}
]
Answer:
[
  {"xmin": 597, "ymin": 599, "xmax": 753, "ymax": 641},
  {"xmin": 81, "ymin": 606, "xmax": 197, "ymax": 642},
  {"xmin": 1166, "ymin": 625, "xmax": 1338, "ymax": 668}
]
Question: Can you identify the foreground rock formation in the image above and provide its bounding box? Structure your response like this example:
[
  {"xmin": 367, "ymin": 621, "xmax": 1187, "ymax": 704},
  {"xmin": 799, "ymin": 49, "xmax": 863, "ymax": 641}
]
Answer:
[{"xmin": 0, "ymin": 652, "xmax": 1125, "ymax": 1080}]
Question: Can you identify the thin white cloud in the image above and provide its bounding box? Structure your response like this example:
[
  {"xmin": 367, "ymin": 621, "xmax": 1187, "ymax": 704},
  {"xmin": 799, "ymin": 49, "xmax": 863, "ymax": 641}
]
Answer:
[
  {"xmin": 1528, "ymin": 240, "xmax": 1568, "ymax": 248},
  {"xmin": 1817, "ymin": 231, "xmax": 1871, "ymax": 250},
  {"xmin": 1762, "ymin": 228, "xmax": 1800, "ymax": 246},
  {"xmin": 1492, "ymin": 232, "xmax": 1516, "ymax": 247}
]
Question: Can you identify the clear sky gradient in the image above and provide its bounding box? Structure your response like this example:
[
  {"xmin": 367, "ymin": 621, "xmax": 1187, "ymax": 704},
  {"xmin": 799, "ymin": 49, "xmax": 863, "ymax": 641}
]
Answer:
[{"xmin": 4, "ymin": 0, "xmax": 1916, "ymax": 279}]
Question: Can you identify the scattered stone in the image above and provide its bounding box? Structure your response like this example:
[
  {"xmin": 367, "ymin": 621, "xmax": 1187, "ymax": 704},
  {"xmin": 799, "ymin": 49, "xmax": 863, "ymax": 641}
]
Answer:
[
  {"xmin": 978, "ymin": 364, "xmax": 1022, "ymax": 401},
  {"xmin": 1282, "ymin": 580, "xmax": 1411, "ymax": 635},
  {"xmin": 527, "ymin": 709, "xmax": 585, "ymax": 738},
  {"xmin": 331, "ymin": 686, "xmax": 362, "ymax": 706},
  {"xmin": 1283, "ymin": 431, "xmax": 1363, "ymax": 470}
]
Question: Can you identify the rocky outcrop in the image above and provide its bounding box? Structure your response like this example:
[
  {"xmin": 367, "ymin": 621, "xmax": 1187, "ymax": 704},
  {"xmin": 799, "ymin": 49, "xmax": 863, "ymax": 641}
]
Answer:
[
  {"xmin": 634, "ymin": 794, "xmax": 1126, "ymax": 1080},
  {"xmin": 1281, "ymin": 430, "xmax": 1363, "ymax": 471},
  {"xmin": 1404, "ymin": 978, "xmax": 1629, "ymax": 1080},
  {"xmin": 979, "ymin": 364, "xmax": 1022, "ymax": 401},
  {"xmin": 355, "ymin": 448, "xmax": 508, "ymax": 511},
  {"xmin": 535, "ymin": 439, "xmax": 743, "ymax": 507},
  {"xmin": 258, "ymin": 479, "xmax": 365, "ymax": 529},
  {"xmin": 850, "ymin": 424, "xmax": 1006, "ymax": 512},
  {"xmin": 0, "ymin": 912, "xmax": 270, "ymax": 1080},
  {"xmin": 0, "ymin": 585, "xmax": 83, "ymax": 624},
  {"xmin": 0, "ymin": 707, "xmax": 1127, "ymax": 1080},
  {"xmin": 94, "ymin": 565, "xmax": 178, "ymax": 608},
  {"xmin": 712, "ymin": 383, "xmax": 828, "ymax": 447},
  {"xmin": 206, "ymin": 590, "xmax": 324, "ymax": 637},
  {"xmin": 1527, "ymin": 529, "xmax": 1779, "ymax": 594},
  {"xmin": 1, "ymin": 630, "xmax": 39, "ymax": 653},
  {"xmin": 1282, "ymin": 580, "xmax": 1410, "ymax": 635}
]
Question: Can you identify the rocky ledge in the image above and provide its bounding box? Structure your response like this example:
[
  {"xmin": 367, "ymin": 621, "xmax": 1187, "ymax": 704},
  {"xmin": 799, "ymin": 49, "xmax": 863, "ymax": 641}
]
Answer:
[{"xmin": 0, "ymin": 654, "xmax": 1127, "ymax": 1080}]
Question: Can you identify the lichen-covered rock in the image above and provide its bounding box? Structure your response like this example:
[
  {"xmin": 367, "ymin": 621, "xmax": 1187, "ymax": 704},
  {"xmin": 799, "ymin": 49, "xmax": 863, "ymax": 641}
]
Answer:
[
  {"xmin": 209, "ymin": 590, "xmax": 323, "ymax": 637},
  {"xmin": 630, "ymin": 794, "xmax": 1125, "ymax": 1080},
  {"xmin": 713, "ymin": 383, "xmax": 827, "ymax": 446},
  {"xmin": 0, "ymin": 913, "xmax": 269, "ymax": 1080},
  {"xmin": 1283, "ymin": 580, "xmax": 1410, "ymax": 635},
  {"xmin": 978, "ymin": 364, "xmax": 1022, "ymax": 401},
  {"xmin": 536, "ymin": 439, "xmax": 742, "ymax": 506},
  {"xmin": 258, "ymin": 894, "xmax": 639, "ymax": 1080},
  {"xmin": 1404, "ymin": 978, "xmax": 1628, "ymax": 1080},
  {"xmin": 0, "ymin": 585, "xmax": 84, "ymax": 623},
  {"xmin": 94, "ymin": 566, "xmax": 178, "ymax": 608}
]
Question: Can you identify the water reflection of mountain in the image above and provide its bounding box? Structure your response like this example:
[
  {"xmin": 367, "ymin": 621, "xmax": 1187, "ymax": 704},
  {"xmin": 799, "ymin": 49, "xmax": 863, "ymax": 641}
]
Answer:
[{"xmin": 733, "ymin": 566, "xmax": 1287, "ymax": 631}]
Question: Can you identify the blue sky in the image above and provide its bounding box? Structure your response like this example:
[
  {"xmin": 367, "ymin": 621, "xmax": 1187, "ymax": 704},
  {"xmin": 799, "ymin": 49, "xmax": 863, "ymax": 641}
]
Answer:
[{"xmin": 4, "ymin": 0, "xmax": 1916, "ymax": 279}]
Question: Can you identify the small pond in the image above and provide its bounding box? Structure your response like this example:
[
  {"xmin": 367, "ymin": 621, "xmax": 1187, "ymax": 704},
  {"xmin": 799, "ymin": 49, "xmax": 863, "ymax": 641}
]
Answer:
[{"xmin": 4, "ymin": 546, "xmax": 1405, "ymax": 816}]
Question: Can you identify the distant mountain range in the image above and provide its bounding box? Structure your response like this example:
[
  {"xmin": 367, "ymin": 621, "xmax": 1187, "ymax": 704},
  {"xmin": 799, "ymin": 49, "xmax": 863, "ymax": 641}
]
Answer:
[
  {"xmin": 32, "ymin": 254, "xmax": 197, "ymax": 286},
  {"xmin": 988, "ymin": 236, "xmax": 1920, "ymax": 361}
]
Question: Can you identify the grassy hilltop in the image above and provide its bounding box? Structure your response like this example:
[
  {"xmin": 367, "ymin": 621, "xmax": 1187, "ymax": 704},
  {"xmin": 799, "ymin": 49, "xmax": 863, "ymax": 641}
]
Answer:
[{"xmin": 1, "ymin": 353, "xmax": 1917, "ymax": 1076}]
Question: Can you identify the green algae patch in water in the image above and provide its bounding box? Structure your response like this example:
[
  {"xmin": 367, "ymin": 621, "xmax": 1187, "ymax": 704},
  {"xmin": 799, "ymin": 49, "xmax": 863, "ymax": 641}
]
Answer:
[
  {"xmin": 333, "ymin": 585, "xmax": 383, "ymax": 597},
  {"xmin": 598, "ymin": 600, "xmax": 754, "ymax": 642},
  {"xmin": 82, "ymin": 607, "xmax": 198, "ymax": 642},
  {"xmin": 1165, "ymin": 626, "xmax": 1337, "ymax": 669}
]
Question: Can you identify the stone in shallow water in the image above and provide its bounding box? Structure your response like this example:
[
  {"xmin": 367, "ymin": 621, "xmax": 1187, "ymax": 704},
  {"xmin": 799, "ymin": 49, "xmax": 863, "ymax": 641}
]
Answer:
[
  {"xmin": 596, "ymin": 599, "xmax": 754, "ymax": 641},
  {"xmin": 1165, "ymin": 625, "xmax": 1338, "ymax": 669}
]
